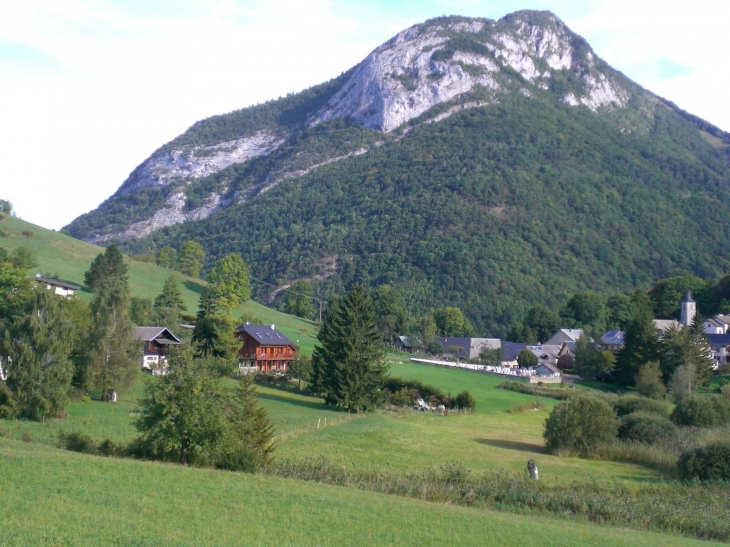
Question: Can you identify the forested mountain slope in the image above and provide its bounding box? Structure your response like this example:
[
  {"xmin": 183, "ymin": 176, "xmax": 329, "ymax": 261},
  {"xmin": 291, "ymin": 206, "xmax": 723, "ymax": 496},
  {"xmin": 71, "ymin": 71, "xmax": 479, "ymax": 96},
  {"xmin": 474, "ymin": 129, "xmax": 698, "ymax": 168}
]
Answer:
[{"xmin": 66, "ymin": 10, "xmax": 730, "ymax": 335}]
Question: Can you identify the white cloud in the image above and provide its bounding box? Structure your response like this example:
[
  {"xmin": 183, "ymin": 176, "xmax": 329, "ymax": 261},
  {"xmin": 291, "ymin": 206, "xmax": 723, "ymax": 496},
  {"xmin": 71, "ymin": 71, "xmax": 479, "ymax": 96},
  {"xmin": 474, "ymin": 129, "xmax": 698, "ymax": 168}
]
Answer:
[{"xmin": 1, "ymin": 0, "xmax": 728, "ymax": 230}]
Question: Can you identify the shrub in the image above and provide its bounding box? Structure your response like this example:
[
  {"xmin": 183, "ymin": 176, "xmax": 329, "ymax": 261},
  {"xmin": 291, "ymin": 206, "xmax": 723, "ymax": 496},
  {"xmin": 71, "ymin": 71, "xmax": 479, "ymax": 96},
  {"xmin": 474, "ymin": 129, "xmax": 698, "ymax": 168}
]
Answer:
[
  {"xmin": 544, "ymin": 396, "xmax": 617, "ymax": 453},
  {"xmin": 0, "ymin": 229, "xmax": 8, "ymax": 237},
  {"xmin": 98, "ymin": 439, "xmax": 128, "ymax": 457},
  {"xmin": 58, "ymin": 431, "xmax": 97, "ymax": 454},
  {"xmin": 670, "ymin": 395, "xmax": 730, "ymax": 427},
  {"xmin": 453, "ymin": 390, "xmax": 475, "ymax": 411},
  {"xmin": 677, "ymin": 441, "xmax": 730, "ymax": 481},
  {"xmin": 612, "ymin": 395, "xmax": 672, "ymax": 418},
  {"xmin": 507, "ymin": 400, "xmax": 546, "ymax": 413},
  {"xmin": 385, "ymin": 377, "xmax": 446, "ymax": 406},
  {"xmin": 617, "ymin": 412, "xmax": 678, "ymax": 444},
  {"xmin": 21, "ymin": 230, "xmax": 33, "ymax": 237}
]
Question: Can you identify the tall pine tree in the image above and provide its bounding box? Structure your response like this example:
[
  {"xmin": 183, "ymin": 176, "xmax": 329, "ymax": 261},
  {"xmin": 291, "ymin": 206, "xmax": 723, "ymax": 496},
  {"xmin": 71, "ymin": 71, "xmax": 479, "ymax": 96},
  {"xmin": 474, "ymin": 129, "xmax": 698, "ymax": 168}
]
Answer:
[
  {"xmin": 0, "ymin": 288, "xmax": 75, "ymax": 419},
  {"xmin": 84, "ymin": 245, "xmax": 127, "ymax": 291},
  {"xmin": 311, "ymin": 285, "xmax": 387, "ymax": 412}
]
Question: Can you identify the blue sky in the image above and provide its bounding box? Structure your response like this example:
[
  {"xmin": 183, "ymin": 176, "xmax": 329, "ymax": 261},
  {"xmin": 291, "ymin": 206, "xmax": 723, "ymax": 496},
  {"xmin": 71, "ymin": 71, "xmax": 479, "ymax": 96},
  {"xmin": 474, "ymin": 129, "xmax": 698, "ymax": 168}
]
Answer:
[{"xmin": 1, "ymin": 0, "xmax": 728, "ymax": 229}]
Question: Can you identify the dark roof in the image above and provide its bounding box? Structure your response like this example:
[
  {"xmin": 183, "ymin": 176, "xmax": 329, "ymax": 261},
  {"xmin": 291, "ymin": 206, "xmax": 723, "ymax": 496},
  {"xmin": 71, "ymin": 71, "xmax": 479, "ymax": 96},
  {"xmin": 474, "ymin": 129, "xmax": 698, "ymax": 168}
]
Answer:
[
  {"xmin": 236, "ymin": 324, "xmax": 293, "ymax": 346},
  {"xmin": 133, "ymin": 327, "xmax": 181, "ymax": 344},
  {"xmin": 31, "ymin": 275, "xmax": 80, "ymax": 291},
  {"xmin": 535, "ymin": 362, "xmax": 561, "ymax": 375},
  {"xmin": 501, "ymin": 341, "xmax": 526, "ymax": 361},
  {"xmin": 683, "ymin": 290, "xmax": 695, "ymax": 303},
  {"xmin": 434, "ymin": 337, "xmax": 472, "ymax": 356},
  {"xmin": 396, "ymin": 335, "xmax": 424, "ymax": 348},
  {"xmin": 600, "ymin": 330, "xmax": 625, "ymax": 345},
  {"xmin": 707, "ymin": 333, "xmax": 730, "ymax": 347}
]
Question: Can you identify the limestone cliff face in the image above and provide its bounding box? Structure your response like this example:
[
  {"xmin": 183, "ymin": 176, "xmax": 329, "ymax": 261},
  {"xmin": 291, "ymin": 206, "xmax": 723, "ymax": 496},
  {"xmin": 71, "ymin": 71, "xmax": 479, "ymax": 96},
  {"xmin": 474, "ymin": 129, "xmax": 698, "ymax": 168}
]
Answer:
[
  {"xmin": 310, "ymin": 12, "xmax": 629, "ymax": 131},
  {"xmin": 69, "ymin": 10, "xmax": 636, "ymax": 242}
]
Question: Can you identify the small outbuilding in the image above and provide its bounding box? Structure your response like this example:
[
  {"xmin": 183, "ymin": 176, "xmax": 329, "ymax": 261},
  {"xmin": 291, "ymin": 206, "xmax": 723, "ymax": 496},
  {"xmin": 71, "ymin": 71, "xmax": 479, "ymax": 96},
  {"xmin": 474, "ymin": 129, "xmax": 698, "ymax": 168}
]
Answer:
[{"xmin": 31, "ymin": 274, "xmax": 80, "ymax": 297}]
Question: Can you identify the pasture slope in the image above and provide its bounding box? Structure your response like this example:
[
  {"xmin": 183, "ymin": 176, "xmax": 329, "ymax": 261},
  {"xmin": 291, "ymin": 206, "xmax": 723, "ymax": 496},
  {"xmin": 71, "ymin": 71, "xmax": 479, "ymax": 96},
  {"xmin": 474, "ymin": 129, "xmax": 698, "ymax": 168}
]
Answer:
[
  {"xmin": 0, "ymin": 439, "xmax": 716, "ymax": 547},
  {"xmin": 0, "ymin": 214, "xmax": 319, "ymax": 352}
]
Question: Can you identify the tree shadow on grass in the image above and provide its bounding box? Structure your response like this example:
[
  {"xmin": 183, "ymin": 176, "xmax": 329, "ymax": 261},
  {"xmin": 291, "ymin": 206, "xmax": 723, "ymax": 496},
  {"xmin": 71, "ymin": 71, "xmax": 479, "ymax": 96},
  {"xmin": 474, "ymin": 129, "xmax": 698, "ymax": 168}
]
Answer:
[
  {"xmin": 257, "ymin": 391, "xmax": 345, "ymax": 414},
  {"xmin": 474, "ymin": 438, "xmax": 546, "ymax": 454},
  {"xmin": 183, "ymin": 279, "xmax": 205, "ymax": 295}
]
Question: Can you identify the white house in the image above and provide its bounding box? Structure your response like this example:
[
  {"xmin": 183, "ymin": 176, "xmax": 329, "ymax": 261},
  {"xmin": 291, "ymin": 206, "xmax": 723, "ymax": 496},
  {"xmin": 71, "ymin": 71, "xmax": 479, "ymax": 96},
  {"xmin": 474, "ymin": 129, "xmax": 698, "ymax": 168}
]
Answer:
[
  {"xmin": 706, "ymin": 334, "xmax": 730, "ymax": 369},
  {"xmin": 703, "ymin": 315, "xmax": 730, "ymax": 334},
  {"xmin": 32, "ymin": 274, "xmax": 80, "ymax": 297}
]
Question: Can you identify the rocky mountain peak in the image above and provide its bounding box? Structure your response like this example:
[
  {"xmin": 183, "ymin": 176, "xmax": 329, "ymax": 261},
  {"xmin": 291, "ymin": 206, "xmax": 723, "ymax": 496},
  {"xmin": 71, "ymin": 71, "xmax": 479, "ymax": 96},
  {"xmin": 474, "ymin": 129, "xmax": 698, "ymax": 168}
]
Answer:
[{"xmin": 309, "ymin": 11, "xmax": 629, "ymax": 132}]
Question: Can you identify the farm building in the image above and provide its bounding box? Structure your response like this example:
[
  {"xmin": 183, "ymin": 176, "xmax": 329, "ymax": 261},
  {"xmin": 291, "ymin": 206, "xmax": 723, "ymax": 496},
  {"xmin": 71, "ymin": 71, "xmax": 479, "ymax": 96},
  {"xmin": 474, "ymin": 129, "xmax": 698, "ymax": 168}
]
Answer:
[
  {"xmin": 31, "ymin": 274, "xmax": 80, "ymax": 297},
  {"xmin": 236, "ymin": 323, "xmax": 295, "ymax": 372},
  {"xmin": 133, "ymin": 327, "xmax": 181, "ymax": 375}
]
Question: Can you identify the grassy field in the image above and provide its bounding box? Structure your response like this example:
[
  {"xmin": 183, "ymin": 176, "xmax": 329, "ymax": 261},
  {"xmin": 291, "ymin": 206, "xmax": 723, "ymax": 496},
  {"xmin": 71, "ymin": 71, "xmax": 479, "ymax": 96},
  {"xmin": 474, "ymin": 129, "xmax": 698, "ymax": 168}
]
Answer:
[
  {"xmin": 0, "ymin": 214, "xmax": 319, "ymax": 353},
  {"xmin": 2, "ymin": 362, "xmax": 661, "ymax": 484},
  {"xmin": 274, "ymin": 362, "xmax": 660, "ymax": 481},
  {"xmin": 0, "ymin": 439, "xmax": 717, "ymax": 547}
]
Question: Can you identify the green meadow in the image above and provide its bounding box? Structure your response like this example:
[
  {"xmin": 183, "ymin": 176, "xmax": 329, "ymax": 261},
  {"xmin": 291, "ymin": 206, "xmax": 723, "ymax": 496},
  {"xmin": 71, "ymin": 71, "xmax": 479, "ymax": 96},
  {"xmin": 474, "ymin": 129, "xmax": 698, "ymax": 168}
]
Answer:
[
  {"xmin": 0, "ymin": 214, "xmax": 711, "ymax": 543},
  {"xmin": 0, "ymin": 215, "xmax": 319, "ymax": 352},
  {"xmin": 0, "ymin": 439, "xmax": 717, "ymax": 547}
]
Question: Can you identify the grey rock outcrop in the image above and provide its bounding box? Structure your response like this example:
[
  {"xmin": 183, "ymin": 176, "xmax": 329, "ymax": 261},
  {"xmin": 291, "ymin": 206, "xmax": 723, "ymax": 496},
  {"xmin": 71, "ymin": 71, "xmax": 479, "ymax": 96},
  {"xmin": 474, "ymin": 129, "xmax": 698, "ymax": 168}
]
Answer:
[{"xmin": 70, "ymin": 11, "xmax": 635, "ymax": 242}]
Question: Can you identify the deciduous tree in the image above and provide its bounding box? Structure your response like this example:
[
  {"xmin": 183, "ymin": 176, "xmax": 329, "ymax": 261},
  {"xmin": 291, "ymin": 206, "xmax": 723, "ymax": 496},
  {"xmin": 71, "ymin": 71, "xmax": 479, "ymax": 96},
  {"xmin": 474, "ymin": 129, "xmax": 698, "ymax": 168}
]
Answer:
[
  {"xmin": 207, "ymin": 253, "xmax": 249, "ymax": 304},
  {"xmin": 177, "ymin": 241, "xmax": 205, "ymax": 278},
  {"xmin": 135, "ymin": 350, "xmax": 228, "ymax": 465},
  {"xmin": 285, "ymin": 280, "xmax": 315, "ymax": 320}
]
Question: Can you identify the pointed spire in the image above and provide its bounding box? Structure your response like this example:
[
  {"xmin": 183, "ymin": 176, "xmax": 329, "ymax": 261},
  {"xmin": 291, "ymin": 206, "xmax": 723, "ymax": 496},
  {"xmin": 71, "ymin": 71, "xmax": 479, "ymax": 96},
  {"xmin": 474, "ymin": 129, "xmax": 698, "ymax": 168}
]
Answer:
[{"xmin": 683, "ymin": 290, "xmax": 695, "ymax": 303}]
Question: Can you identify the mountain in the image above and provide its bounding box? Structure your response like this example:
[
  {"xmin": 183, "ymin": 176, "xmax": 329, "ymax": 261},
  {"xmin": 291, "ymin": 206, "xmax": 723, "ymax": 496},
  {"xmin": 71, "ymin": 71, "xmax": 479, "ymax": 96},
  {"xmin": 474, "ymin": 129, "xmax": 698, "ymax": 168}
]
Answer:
[{"xmin": 66, "ymin": 11, "xmax": 730, "ymax": 335}]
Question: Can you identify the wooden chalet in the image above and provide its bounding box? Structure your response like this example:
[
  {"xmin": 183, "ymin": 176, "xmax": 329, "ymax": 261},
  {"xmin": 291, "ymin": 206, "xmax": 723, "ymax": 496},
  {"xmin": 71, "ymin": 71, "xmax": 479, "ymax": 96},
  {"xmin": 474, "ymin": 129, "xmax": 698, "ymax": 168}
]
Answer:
[
  {"xmin": 236, "ymin": 323, "xmax": 295, "ymax": 372},
  {"xmin": 133, "ymin": 326, "xmax": 181, "ymax": 375}
]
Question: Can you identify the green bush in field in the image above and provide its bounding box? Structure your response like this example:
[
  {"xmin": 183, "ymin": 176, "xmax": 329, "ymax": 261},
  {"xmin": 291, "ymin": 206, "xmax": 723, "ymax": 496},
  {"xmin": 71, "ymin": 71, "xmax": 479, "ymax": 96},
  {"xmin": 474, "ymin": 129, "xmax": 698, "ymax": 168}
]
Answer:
[
  {"xmin": 670, "ymin": 395, "xmax": 730, "ymax": 427},
  {"xmin": 617, "ymin": 412, "xmax": 678, "ymax": 445},
  {"xmin": 677, "ymin": 441, "xmax": 730, "ymax": 481},
  {"xmin": 544, "ymin": 396, "xmax": 617, "ymax": 452},
  {"xmin": 612, "ymin": 395, "xmax": 672, "ymax": 418},
  {"xmin": 453, "ymin": 390, "xmax": 476, "ymax": 411}
]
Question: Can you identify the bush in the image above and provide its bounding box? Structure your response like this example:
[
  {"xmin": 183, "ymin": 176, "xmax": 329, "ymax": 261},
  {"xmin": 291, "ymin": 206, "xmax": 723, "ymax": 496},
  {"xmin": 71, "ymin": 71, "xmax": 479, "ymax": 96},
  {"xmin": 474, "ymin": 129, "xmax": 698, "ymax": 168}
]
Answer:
[
  {"xmin": 677, "ymin": 441, "xmax": 730, "ymax": 481},
  {"xmin": 58, "ymin": 431, "xmax": 97, "ymax": 454},
  {"xmin": 453, "ymin": 390, "xmax": 475, "ymax": 411},
  {"xmin": 21, "ymin": 230, "xmax": 33, "ymax": 237},
  {"xmin": 612, "ymin": 395, "xmax": 672, "ymax": 418},
  {"xmin": 384, "ymin": 377, "xmax": 446, "ymax": 406},
  {"xmin": 544, "ymin": 396, "xmax": 617, "ymax": 453},
  {"xmin": 507, "ymin": 400, "xmax": 546, "ymax": 413},
  {"xmin": 670, "ymin": 395, "xmax": 730, "ymax": 427},
  {"xmin": 215, "ymin": 442, "xmax": 261, "ymax": 473},
  {"xmin": 617, "ymin": 412, "xmax": 678, "ymax": 444}
]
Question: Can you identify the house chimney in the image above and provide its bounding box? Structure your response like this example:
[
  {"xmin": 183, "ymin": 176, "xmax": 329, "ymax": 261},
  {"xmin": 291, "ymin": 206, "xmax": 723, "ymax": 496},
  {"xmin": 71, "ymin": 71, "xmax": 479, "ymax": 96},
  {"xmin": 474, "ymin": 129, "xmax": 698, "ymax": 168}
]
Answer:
[{"xmin": 270, "ymin": 324, "xmax": 275, "ymax": 330}]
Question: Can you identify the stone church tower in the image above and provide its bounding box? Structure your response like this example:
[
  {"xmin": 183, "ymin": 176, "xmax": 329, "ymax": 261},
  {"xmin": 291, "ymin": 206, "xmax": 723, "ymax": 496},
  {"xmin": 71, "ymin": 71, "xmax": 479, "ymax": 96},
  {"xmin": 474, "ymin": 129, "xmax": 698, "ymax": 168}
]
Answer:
[{"xmin": 681, "ymin": 291, "xmax": 696, "ymax": 327}]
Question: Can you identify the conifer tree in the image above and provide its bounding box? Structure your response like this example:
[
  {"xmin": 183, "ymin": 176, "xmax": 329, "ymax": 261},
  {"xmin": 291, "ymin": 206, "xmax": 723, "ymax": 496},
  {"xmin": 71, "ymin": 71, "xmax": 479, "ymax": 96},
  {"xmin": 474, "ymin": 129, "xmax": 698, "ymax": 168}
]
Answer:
[
  {"xmin": 153, "ymin": 275, "xmax": 187, "ymax": 330},
  {"xmin": 615, "ymin": 305, "xmax": 660, "ymax": 386},
  {"xmin": 0, "ymin": 288, "xmax": 74, "ymax": 419},
  {"xmin": 192, "ymin": 285, "xmax": 239, "ymax": 362},
  {"xmin": 154, "ymin": 275, "xmax": 187, "ymax": 314},
  {"xmin": 223, "ymin": 373, "xmax": 275, "ymax": 469},
  {"xmin": 84, "ymin": 245, "xmax": 127, "ymax": 291},
  {"xmin": 311, "ymin": 285, "xmax": 388, "ymax": 412}
]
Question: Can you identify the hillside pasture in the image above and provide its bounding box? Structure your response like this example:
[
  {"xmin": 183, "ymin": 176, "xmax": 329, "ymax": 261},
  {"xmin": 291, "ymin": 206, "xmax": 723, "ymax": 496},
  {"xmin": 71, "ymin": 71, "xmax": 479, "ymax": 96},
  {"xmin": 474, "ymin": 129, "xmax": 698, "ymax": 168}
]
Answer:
[
  {"xmin": 0, "ymin": 215, "xmax": 319, "ymax": 351},
  {"xmin": 0, "ymin": 439, "xmax": 717, "ymax": 547}
]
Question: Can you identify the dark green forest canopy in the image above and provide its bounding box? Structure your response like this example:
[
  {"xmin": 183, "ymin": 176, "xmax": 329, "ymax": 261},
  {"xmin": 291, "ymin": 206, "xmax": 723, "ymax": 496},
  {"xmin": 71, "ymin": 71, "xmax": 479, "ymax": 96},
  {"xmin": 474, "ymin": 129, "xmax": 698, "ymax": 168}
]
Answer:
[{"xmin": 102, "ymin": 93, "xmax": 730, "ymax": 336}]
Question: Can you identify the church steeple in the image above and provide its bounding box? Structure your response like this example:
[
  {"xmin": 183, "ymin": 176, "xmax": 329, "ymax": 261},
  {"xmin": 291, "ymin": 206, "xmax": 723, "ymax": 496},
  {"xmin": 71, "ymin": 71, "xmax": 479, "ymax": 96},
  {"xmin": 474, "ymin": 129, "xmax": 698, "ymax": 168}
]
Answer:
[{"xmin": 681, "ymin": 291, "xmax": 696, "ymax": 327}]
